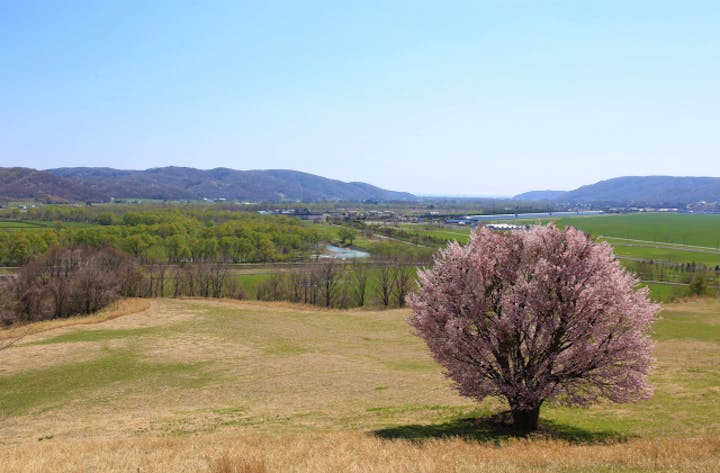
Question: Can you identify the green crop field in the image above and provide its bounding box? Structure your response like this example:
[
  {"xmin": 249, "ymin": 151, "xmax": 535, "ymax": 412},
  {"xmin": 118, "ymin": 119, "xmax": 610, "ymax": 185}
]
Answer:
[
  {"xmin": 554, "ymin": 213, "xmax": 720, "ymax": 248},
  {"xmin": 388, "ymin": 214, "xmax": 720, "ymax": 301},
  {"xmin": 416, "ymin": 213, "xmax": 720, "ymax": 249},
  {"xmin": 0, "ymin": 219, "xmax": 96, "ymax": 232},
  {"xmin": 0, "ymin": 220, "xmax": 52, "ymax": 231}
]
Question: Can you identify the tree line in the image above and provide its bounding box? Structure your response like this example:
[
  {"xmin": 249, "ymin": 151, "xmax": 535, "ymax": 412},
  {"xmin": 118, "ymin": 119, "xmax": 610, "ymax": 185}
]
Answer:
[
  {"xmin": 0, "ymin": 206, "xmax": 325, "ymax": 267},
  {"xmin": 0, "ymin": 247, "xmax": 420, "ymax": 325},
  {"xmin": 255, "ymin": 260, "xmax": 417, "ymax": 309},
  {"xmin": 630, "ymin": 259, "xmax": 720, "ymax": 297},
  {"xmin": 0, "ymin": 245, "xmax": 249, "ymax": 325}
]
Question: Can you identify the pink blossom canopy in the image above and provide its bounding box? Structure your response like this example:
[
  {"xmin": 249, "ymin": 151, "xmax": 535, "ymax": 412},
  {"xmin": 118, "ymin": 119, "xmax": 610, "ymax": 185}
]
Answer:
[{"xmin": 407, "ymin": 225, "xmax": 659, "ymax": 413}]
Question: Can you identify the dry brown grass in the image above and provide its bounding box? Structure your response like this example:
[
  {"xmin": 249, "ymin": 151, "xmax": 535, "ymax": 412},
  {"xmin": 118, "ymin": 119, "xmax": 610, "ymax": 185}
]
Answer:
[
  {"xmin": 663, "ymin": 297, "xmax": 720, "ymax": 315},
  {"xmin": 0, "ymin": 298, "xmax": 151, "ymax": 340},
  {"xmin": 0, "ymin": 298, "xmax": 468, "ymax": 440},
  {"xmin": 210, "ymin": 454, "xmax": 267, "ymax": 473},
  {"xmin": 1, "ymin": 297, "xmax": 719, "ymax": 472},
  {"xmin": 0, "ymin": 433, "xmax": 717, "ymax": 473}
]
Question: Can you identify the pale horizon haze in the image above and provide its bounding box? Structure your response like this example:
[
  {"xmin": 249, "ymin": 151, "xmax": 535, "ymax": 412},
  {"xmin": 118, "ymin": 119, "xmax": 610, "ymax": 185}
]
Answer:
[{"xmin": 2, "ymin": 1, "xmax": 719, "ymax": 197}]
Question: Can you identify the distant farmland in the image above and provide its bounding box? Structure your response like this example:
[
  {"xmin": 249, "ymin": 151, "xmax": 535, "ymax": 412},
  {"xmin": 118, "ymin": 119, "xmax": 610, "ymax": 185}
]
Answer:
[
  {"xmin": 553, "ymin": 213, "xmax": 720, "ymax": 248},
  {"xmin": 388, "ymin": 213, "xmax": 720, "ymax": 301}
]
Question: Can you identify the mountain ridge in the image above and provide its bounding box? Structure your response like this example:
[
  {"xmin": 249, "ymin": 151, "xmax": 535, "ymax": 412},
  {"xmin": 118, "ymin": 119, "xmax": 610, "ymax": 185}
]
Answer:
[
  {"xmin": 1, "ymin": 167, "xmax": 415, "ymax": 203},
  {"xmin": 5, "ymin": 169, "xmax": 719, "ymax": 205},
  {"xmin": 514, "ymin": 176, "xmax": 720, "ymax": 205},
  {"xmin": 0, "ymin": 167, "xmax": 107, "ymax": 203}
]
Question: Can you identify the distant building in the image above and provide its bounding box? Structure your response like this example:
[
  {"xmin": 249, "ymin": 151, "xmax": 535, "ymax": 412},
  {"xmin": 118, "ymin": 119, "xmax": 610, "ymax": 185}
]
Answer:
[{"xmin": 486, "ymin": 223, "xmax": 523, "ymax": 231}]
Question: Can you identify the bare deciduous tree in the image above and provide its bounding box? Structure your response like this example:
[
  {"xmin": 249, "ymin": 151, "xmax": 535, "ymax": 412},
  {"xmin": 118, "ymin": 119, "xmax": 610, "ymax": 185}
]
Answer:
[
  {"xmin": 350, "ymin": 261, "xmax": 370, "ymax": 307},
  {"xmin": 376, "ymin": 264, "xmax": 394, "ymax": 307},
  {"xmin": 11, "ymin": 246, "xmax": 140, "ymax": 322}
]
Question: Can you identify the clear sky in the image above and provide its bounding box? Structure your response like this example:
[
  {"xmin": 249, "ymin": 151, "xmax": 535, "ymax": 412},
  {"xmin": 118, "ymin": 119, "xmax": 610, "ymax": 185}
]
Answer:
[{"xmin": 1, "ymin": 1, "xmax": 718, "ymax": 197}]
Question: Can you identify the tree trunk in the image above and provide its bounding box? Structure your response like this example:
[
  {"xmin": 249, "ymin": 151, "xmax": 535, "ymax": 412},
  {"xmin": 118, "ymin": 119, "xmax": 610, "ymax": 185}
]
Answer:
[{"xmin": 511, "ymin": 405, "xmax": 541, "ymax": 432}]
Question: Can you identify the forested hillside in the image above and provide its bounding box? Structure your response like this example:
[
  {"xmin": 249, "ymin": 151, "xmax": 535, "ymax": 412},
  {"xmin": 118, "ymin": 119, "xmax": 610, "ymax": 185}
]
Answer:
[
  {"xmin": 46, "ymin": 167, "xmax": 416, "ymax": 202},
  {"xmin": 515, "ymin": 176, "xmax": 720, "ymax": 205},
  {"xmin": 0, "ymin": 168, "xmax": 106, "ymax": 203}
]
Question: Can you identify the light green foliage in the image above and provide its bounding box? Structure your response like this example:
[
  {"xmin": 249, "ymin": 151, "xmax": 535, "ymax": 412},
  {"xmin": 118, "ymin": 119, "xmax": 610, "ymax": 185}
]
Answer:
[
  {"xmin": 0, "ymin": 205, "xmax": 327, "ymax": 265},
  {"xmin": 337, "ymin": 226, "xmax": 356, "ymax": 246}
]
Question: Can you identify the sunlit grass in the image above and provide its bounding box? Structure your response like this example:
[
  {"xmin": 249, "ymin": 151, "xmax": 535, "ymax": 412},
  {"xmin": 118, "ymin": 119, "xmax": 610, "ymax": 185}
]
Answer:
[
  {"xmin": 0, "ymin": 297, "xmax": 718, "ymax": 471},
  {"xmin": 0, "ymin": 350, "xmax": 209, "ymax": 415}
]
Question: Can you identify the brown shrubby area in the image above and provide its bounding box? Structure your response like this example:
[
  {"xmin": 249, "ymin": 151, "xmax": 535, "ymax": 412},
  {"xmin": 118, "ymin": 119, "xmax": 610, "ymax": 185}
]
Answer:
[
  {"xmin": 0, "ymin": 246, "xmax": 246, "ymax": 325},
  {"xmin": 1, "ymin": 246, "xmax": 141, "ymax": 324}
]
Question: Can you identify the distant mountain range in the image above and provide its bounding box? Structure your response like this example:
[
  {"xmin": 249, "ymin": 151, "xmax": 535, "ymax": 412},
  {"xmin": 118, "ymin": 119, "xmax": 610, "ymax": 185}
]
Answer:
[
  {"xmin": 0, "ymin": 167, "xmax": 415, "ymax": 203},
  {"xmin": 3, "ymin": 168, "xmax": 719, "ymax": 206},
  {"xmin": 0, "ymin": 167, "xmax": 107, "ymax": 203},
  {"xmin": 515, "ymin": 176, "xmax": 720, "ymax": 206}
]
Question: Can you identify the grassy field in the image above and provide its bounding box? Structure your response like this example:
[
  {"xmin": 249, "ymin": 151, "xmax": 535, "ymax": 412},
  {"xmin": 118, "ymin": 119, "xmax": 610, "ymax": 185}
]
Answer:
[
  {"xmin": 395, "ymin": 213, "xmax": 720, "ymax": 252},
  {"xmin": 0, "ymin": 220, "xmax": 53, "ymax": 231},
  {"xmin": 601, "ymin": 240, "xmax": 720, "ymax": 267},
  {"xmin": 391, "ymin": 214, "xmax": 720, "ymax": 301},
  {"xmin": 554, "ymin": 213, "xmax": 720, "ymax": 248},
  {"xmin": 0, "ymin": 219, "xmax": 96, "ymax": 232},
  {"xmin": 1, "ymin": 297, "xmax": 719, "ymax": 471}
]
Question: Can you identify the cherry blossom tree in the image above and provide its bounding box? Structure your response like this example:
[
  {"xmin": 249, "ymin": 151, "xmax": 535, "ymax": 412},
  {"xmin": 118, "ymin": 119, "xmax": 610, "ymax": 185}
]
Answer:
[{"xmin": 407, "ymin": 224, "xmax": 659, "ymax": 431}]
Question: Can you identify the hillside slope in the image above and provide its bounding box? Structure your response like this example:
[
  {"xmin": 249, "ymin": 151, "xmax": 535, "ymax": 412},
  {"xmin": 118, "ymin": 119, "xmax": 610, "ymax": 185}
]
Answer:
[
  {"xmin": 0, "ymin": 298, "xmax": 718, "ymax": 471},
  {"xmin": 513, "ymin": 190, "xmax": 567, "ymax": 201},
  {"xmin": 47, "ymin": 167, "xmax": 416, "ymax": 202},
  {"xmin": 0, "ymin": 167, "xmax": 108, "ymax": 203},
  {"xmin": 515, "ymin": 176, "xmax": 720, "ymax": 205}
]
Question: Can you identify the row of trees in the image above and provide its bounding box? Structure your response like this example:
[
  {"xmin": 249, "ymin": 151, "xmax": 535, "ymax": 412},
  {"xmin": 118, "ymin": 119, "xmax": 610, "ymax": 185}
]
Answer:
[
  {"xmin": 630, "ymin": 259, "xmax": 720, "ymax": 296},
  {"xmin": 0, "ymin": 249, "xmax": 419, "ymax": 324},
  {"xmin": 255, "ymin": 260, "xmax": 416, "ymax": 309},
  {"xmin": 0, "ymin": 247, "xmax": 245, "ymax": 325}
]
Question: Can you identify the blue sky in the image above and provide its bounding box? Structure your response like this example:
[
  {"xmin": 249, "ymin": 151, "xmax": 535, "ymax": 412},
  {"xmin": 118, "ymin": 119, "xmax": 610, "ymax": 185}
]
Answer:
[{"xmin": 1, "ymin": 1, "xmax": 718, "ymax": 196}]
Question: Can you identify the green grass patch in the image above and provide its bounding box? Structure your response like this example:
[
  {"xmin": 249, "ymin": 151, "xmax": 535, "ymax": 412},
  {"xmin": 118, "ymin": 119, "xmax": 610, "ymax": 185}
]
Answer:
[
  {"xmin": 0, "ymin": 219, "xmax": 97, "ymax": 232},
  {"xmin": 640, "ymin": 282, "xmax": 686, "ymax": 302},
  {"xmin": 234, "ymin": 273, "xmax": 272, "ymax": 298},
  {"xmin": 380, "ymin": 358, "xmax": 437, "ymax": 371},
  {"xmin": 264, "ymin": 339, "xmax": 310, "ymax": 355},
  {"xmin": 612, "ymin": 244, "xmax": 720, "ymax": 267},
  {"xmin": 0, "ymin": 350, "xmax": 209, "ymax": 416},
  {"xmin": 29, "ymin": 327, "xmax": 161, "ymax": 345},
  {"xmin": 0, "ymin": 219, "xmax": 52, "ymax": 231},
  {"xmin": 653, "ymin": 310, "xmax": 720, "ymax": 342},
  {"xmin": 556, "ymin": 213, "xmax": 720, "ymax": 248}
]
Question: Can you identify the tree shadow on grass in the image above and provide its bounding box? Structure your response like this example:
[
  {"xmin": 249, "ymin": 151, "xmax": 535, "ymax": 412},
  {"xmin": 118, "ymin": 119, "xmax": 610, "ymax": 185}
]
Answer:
[{"xmin": 372, "ymin": 411, "xmax": 629, "ymax": 445}]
